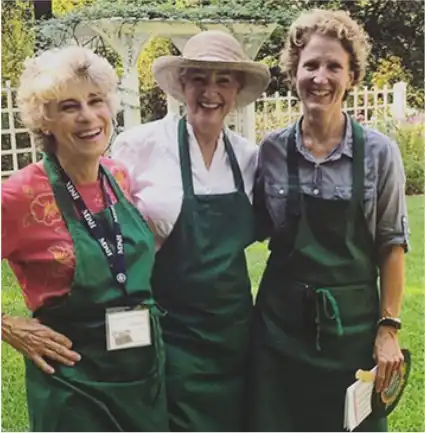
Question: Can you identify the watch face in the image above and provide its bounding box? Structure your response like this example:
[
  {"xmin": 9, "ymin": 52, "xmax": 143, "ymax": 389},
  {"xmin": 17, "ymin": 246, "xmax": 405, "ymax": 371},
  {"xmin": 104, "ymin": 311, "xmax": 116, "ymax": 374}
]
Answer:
[{"xmin": 372, "ymin": 349, "xmax": 411, "ymax": 416}]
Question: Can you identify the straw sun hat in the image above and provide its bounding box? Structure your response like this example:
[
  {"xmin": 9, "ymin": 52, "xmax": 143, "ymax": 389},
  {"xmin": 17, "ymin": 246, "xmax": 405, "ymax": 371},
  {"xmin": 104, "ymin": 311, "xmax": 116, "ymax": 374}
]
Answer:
[{"xmin": 152, "ymin": 30, "xmax": 271, "ymax": 108}]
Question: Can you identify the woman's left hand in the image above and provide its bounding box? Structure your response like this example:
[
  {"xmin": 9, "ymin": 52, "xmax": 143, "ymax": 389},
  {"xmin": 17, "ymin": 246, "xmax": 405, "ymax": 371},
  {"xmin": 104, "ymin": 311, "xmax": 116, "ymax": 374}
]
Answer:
[{"xmin": 373, "ymin": 326, "xmax": 404, "ymax": 393}]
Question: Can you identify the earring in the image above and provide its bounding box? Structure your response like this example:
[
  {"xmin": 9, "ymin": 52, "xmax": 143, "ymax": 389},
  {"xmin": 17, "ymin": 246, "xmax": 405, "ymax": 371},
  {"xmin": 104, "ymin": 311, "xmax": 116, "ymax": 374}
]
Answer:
[{"xmin": 43, "ymin": 130, "xmax": 51, "ymax": 136}]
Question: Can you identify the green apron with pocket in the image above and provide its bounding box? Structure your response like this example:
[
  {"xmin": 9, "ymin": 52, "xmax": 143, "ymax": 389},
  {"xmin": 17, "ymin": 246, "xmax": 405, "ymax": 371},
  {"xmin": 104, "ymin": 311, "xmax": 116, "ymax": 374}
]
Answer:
[
  {"xmin": 151, "ymin": 118, "xmax": 255, "ymax": 432},
  {"xmin": 24, "ymin": 154, "xmax": 168, "ymax": 432},
  {"xmin": 248, "ymin": 118, "xmax": 387, "ymax": 432}
]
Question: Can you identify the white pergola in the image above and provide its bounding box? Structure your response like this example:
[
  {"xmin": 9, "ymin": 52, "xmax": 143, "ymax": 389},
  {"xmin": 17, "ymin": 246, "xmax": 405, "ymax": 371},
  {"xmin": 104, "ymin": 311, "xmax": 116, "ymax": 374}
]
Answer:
[{"xmin": 67, "ymin": 18, "xmax": 277, "ymax": 142}]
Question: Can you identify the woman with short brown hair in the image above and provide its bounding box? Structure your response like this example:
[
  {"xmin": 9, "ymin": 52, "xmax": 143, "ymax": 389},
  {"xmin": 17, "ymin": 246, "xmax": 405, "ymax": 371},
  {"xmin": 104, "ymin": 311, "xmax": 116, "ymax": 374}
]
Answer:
[{"xmin": 249, "ymin": 9, "xmax": 407, "ymax": 431}]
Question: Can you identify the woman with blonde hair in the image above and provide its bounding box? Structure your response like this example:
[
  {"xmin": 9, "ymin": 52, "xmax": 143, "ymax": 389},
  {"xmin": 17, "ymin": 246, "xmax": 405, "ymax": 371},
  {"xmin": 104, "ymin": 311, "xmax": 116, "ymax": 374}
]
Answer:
[
  {"xmin": 1, "ymin": 46, "xmax": 168, "ymax": 432},
  {"xmin": 249, "ymin": 9, "xmax": 407, "ymax": 431}
]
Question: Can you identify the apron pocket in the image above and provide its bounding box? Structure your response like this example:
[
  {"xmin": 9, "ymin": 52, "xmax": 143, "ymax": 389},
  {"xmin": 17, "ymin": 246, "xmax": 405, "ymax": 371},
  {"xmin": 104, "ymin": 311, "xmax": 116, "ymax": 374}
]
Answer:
[
  {"xmin": 257, "ymin": 273, "xmax": 316, "ymax": 334},
  {"xmin": 317, "ymin": 282, "xmax": 379, "ymax": 335}
]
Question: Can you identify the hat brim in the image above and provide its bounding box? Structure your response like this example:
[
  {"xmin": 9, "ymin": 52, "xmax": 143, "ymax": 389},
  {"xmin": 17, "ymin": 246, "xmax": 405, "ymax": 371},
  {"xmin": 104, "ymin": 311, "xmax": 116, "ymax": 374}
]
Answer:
[{"xmin": 152, "ymin": 56, "xmax": 270, "ymax": 108}]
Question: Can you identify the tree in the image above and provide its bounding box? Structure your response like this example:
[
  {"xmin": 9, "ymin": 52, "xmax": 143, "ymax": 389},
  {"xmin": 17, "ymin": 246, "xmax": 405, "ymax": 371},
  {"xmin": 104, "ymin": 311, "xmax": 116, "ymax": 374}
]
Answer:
[
  {"xmin": 52, "ymin": 0, "xmax": 95, "ymax": 16},
  {"xmin": 137, "ymin": 37, "xmax": 177, "ymax": 121},
  {"xmin": 1, "ymin": 0, "xmax": 97, "ymax": 86},
  {"xmin": 251, "ymin": 0, "xmax": 424, "ymax": 98},
  {"xmin": 1, "ymin": 1, "xmax": 35, "ymax": 86},
  {"xmin": 304, "ymin": 0, "xmax": 424, "ymax": 89}
]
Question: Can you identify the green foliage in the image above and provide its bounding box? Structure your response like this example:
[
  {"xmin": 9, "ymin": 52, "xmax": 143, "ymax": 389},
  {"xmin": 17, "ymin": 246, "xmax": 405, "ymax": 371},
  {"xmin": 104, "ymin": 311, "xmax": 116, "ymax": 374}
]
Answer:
[
  {"xmin": 139, "ymin": 87, "xmax": 168, "ymax": 122},
  {"xmin": 34, "ymin": 0, "xmax": 297, "ymax": 119},
  {"xmin": 137, "ymin": 37, "xmax": 173, "ymax": 91},
  {"xmin": 1, "ymin": 1, "xmax": 35, "ymax": 87},
  {"xmin": 35, "ymin": 0, "xmax": 297, "ymax": 51},
  {"xmin": 259, "ymin": 0, "xmax": 424, "ymax": 98},
  {"xmin": 371, "ymin": 56, "xmax": 412, "ymax": 89},
  {"xmin": 371, "ymin": 56, "xmax": 424, "ymax": 110},
  {"xmin": 53, "ymin": 0, "xmax": 95, "ymax": 16},
  {"xmin": 407, "ymin": 89, "xmax": 425, "ymax": 111},
  {"xmin": 136, "ymin": 36, "xmax": 176, "ymax": 122},
  {"xmin": 305, "ymin": 0, "xmax": 424, "ymax": 88},
  {"xmin": 374, "ymin": 119, "xmax": 424, "ymax": 195},
  {"xmin": 389, "ymin": 122, "xmax": 424, "ymax": 196}
]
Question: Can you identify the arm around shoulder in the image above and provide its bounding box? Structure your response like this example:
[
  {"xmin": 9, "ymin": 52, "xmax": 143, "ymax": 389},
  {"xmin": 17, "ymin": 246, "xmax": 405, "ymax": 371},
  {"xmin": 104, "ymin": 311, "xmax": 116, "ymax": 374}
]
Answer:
[
  {"xmin": 253, "ymin": 135, "xmax": 276, "ymax": 242},
  {"xmin": 111, "ymin": 119, "xmax": 164, "ymax": 173}
]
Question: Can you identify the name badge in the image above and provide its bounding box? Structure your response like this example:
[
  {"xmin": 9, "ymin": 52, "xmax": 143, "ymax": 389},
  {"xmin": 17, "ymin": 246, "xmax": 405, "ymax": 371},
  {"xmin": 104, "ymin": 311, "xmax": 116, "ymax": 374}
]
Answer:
[{"xmin": 105, "ymin": 308, "xmax": 151, "ymax": 351}]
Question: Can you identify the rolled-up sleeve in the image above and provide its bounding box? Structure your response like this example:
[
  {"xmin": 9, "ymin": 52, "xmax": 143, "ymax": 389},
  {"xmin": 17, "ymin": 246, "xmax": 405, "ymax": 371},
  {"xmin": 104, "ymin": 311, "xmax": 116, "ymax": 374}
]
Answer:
[{"xmin": 376, "ymin": 138, "xmax": 409, "ymax": 253}]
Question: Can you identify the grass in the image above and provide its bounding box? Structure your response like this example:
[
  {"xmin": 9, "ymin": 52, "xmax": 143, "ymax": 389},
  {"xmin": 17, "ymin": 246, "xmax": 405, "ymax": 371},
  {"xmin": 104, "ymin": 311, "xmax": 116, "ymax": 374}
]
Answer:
[{"xmin": 2, "ymin": 196, "xmax": 424, "ymax": 432}]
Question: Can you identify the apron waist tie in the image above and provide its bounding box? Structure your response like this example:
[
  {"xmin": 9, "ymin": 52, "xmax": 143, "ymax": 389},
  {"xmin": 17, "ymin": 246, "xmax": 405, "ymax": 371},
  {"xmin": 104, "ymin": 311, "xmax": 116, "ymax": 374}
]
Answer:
[
  {"xmin": 314, "ymin": 288, "xmax": 344, "ymax": 351},
  {"xmin": 142, "ymin": 299, "xmax": 167, "ymax": 318}
]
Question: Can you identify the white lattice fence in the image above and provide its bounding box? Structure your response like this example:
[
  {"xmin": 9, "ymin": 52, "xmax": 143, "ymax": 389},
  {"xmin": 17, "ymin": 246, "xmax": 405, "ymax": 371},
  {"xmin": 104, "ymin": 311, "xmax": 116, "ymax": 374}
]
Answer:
[
  {"xmin": 255, "ymin": 82, "xmax": 407, "ymax": 141},
  {"xmin": 1, "ymin": 81, "xmax": 41, "ymax": 177}
]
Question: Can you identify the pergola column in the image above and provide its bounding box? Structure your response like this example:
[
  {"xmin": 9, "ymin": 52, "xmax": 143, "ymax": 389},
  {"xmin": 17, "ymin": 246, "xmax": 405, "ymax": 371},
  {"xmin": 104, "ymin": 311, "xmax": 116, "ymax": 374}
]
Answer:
[{"xmin": 79, "ymin": 19, "xmax": 151, "ymax": 127}]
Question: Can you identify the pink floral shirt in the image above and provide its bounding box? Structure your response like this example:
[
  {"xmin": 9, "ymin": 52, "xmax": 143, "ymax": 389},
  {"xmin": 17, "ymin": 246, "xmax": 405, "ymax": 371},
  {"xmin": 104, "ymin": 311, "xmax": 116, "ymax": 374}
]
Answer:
[{"xmin": 2, "ymin": 157, "xmax": 132, "ymax": 311}]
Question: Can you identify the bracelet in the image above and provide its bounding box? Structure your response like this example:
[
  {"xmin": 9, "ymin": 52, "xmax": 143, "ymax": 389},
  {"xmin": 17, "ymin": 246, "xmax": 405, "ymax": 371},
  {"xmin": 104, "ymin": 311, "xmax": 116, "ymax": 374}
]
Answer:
[{"xmin": 377, "ymin": 316, "xmax": 402, "ymax": 330}]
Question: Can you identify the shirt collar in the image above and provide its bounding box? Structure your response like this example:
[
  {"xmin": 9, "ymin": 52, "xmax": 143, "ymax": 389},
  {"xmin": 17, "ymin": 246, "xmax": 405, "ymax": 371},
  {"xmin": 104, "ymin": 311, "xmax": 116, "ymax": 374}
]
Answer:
[
  {"xmin": 186, "ymin": 119, "xmax": 225, "ymax": 145},
  {"xmin": 295, "ymin": 112, "xmax": 353, "ymax": 159}
]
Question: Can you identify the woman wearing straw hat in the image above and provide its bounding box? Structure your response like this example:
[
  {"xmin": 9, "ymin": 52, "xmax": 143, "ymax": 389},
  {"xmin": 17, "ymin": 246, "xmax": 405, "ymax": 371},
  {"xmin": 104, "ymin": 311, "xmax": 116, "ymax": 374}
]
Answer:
[{"xmin": 112, "ymin": 30, "xmax": 270, "ymax": 431}]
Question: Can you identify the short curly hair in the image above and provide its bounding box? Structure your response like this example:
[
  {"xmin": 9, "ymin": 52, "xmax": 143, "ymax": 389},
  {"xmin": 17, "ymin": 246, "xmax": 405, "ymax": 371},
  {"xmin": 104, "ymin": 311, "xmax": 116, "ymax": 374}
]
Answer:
[
  {"xmin": 17, "ymin": 45, "xmax": 120, "ymax": 152},
  {"xmin": 280, "ymin": 9, "xmax": 371, "ymax": 87}
]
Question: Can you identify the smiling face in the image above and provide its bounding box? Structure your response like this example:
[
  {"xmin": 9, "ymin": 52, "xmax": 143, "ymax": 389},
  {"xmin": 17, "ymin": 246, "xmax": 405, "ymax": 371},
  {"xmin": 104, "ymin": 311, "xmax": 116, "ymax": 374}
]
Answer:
[
  {"xmin": 43, "ymin": 79, "xmax": 113, "ymax": 162},
  {"xmin": 296, "ymin": 33, "xmax": 354, "ymax": 117},
  {"xmin": 181, "ymin": 68, "xmax": 242, "ymax": 132}
]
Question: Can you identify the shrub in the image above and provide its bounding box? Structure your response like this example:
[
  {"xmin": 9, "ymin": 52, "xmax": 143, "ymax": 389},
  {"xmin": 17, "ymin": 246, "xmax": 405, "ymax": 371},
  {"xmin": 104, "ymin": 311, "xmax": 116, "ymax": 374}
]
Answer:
[
  {"xmin": 367, "ymin": 118, "xmax": 424, "ymax": 195},
  {"xmin": 387, "ymin": 121, "xmax": 424, "ymax": 195},
  {"xmin": 371, "ymin": 56, "xmax": 424, "ymax": 110}
]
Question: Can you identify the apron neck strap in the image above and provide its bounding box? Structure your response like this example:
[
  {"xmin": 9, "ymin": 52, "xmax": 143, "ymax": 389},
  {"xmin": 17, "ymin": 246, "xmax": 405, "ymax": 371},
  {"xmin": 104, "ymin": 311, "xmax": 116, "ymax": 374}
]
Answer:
[
  {"xmin": 43, "ymin": 152, "xmax": 77, "ymax": 223},
  {"xmin": 350, "ymin": 117, "xmax": 365, "ymax": 208},
  {"xmin": 223, "ymin": 133, "xmax": 245, "ymax": 192},
  {"xmin": 101, "ymin": 163, "xmax": 126, "ymax": 202},
  {"xmin": 177, "ymin": 117, "xmax": 244, "ymax": 196},
  {"xmin": 43, "ymin": 153, "xmax": 125, "ymax": 223},
  {"xmin": 287, "ymin": 126, "xmax": 301, "ymax": 216}
]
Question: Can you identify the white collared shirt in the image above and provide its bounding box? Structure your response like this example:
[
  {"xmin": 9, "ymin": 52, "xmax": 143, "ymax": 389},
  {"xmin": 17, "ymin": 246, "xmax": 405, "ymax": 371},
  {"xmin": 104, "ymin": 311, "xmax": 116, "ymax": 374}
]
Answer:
[{"xmin": 111, "ymin": 114, "xmax": 258, "ymax": 250}]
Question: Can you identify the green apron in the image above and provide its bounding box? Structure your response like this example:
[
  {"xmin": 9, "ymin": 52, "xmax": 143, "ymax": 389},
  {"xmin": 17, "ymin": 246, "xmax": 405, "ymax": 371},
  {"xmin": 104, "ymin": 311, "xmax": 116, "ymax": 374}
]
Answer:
[
  {"xmin": 248, "ymin": 119, "xmax": 387, "ymax": 432},
  {"xmin": 24, "ymin": 154, "xmax": 168, "ymax": 432},
  {"xmin": 151, "ymin": 118, "xmax": 254, "ymax": 432}
]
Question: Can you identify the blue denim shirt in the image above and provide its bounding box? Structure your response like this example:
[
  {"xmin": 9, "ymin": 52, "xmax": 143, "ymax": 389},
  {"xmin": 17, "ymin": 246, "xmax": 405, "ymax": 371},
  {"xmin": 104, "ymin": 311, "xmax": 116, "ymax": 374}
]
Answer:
[{"xmin": 255, "ymin": 115, "xmax": 409, "ymax": 254}]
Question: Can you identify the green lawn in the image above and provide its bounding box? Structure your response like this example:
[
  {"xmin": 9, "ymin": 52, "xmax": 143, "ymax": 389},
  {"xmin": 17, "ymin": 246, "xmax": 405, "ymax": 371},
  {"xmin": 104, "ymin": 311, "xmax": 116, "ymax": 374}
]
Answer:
[{"xmin": 2, "ymin": 196, "xmax": 424, "ymax": 432}]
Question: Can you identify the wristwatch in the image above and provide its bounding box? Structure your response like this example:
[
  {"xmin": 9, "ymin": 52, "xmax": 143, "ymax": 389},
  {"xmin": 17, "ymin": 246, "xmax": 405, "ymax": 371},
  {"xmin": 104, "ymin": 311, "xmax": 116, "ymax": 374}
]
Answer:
[{"xmin": 377, "ymin": 316, "xmax": 402, "ymax": 330}]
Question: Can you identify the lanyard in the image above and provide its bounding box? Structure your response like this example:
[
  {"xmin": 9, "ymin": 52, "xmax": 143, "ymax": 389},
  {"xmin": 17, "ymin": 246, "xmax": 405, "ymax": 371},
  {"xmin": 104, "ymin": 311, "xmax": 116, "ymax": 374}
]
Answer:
[{"xmin": 56, "ymin": 159, "xmax": 128, "ymax": 297}]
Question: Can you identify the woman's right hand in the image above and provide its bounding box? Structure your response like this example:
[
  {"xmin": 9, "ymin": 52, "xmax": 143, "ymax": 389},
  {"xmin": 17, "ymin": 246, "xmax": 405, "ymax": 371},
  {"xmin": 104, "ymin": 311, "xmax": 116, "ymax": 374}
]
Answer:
[{"xmin": 1, "ymin": 315, "xmax": 81, "ymax": 374}]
